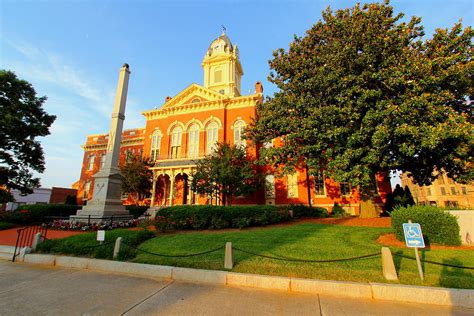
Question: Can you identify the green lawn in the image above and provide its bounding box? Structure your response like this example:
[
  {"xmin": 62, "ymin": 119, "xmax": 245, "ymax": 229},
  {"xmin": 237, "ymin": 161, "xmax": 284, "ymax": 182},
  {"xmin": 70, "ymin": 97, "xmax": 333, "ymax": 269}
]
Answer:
[
  {"xmin": 132, "ymin": 224, "xmax": 474, "ymax": 289},
  {"xmin": 36, "ymin": 229, "xmax": 154, "ymax": 260}
]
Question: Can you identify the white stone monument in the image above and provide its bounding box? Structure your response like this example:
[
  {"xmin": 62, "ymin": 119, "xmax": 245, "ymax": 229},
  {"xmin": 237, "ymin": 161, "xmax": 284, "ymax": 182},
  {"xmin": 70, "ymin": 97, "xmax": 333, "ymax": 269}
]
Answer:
[{"xmin": 73, "ymin": 64, "xmax": 131, "ymax": 219}]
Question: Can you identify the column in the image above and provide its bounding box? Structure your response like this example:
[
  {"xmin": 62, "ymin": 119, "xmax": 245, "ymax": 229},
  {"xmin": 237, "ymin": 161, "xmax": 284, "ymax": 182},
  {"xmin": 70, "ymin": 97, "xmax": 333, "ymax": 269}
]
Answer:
[
  {"xmin": 169, "ymin": 172, "xmax": 175, "ymax": 206},
  {"xmin": 187, "ymin": 174, "xmax": 192, "ymax": 205},
  {"xmin": 150, "ymin": 171, "xmax": 158, "ymax": 207},
  {"xmin": 162, "ymin": 173, "xmax": 167, "ymax": 206}
]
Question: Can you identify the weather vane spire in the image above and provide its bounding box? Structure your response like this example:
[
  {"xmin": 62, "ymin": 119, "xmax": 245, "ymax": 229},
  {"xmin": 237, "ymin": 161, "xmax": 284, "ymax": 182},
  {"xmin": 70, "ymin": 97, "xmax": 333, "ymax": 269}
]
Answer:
[{"xmin": 221, "ymin": 25, "xmax": 226, "ymax": 34}]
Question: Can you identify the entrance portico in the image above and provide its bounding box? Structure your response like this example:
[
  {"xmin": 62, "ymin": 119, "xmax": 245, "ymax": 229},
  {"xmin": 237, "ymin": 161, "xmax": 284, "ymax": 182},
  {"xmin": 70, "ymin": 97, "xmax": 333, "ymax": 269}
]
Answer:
[{"xmin": 149, "ymin": 164, "xmax": 196, "ymax": 207}]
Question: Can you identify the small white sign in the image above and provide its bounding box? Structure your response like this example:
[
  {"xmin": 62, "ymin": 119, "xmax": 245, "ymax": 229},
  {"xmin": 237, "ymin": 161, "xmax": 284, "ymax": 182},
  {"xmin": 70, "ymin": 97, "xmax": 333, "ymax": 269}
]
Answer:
[{"xmin": 97, "ymin": 230, "xmax": 105, "ymax": 242}]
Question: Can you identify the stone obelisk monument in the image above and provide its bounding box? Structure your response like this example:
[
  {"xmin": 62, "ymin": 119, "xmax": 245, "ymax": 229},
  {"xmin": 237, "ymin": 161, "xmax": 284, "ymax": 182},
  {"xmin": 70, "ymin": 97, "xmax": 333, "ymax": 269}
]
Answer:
[{"xmin": 74, "ymin": 64, "xmax": 131, "ymax": 218}]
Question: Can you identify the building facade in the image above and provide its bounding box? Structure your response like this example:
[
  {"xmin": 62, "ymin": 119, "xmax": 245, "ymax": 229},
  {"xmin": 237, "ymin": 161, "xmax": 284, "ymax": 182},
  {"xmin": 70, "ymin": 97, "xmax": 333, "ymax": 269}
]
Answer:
[
  {"xmin": 74, "ymin": 33, "xmax": 391, "ymax": 215},
  {"xmin": 401, "ymin": 172, "xmax": 474, "ymax": 208}
]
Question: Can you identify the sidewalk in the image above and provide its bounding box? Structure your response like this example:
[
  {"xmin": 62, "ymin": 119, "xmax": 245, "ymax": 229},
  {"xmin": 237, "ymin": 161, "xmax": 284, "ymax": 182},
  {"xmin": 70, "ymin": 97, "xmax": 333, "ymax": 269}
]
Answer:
[
  {"xmin": 0, "ymin": 227, "xmax": 84, "ymax": 246},
  {"xmin": 0, "ymin": 261, "xmax": 472, "ymax": 315}
]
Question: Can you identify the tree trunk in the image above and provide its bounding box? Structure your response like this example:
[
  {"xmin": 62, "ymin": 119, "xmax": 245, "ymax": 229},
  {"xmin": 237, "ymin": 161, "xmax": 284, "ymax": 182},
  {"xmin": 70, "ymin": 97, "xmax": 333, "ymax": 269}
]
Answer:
[{"xmin": 305, "ymin": 164, "xmax": 312, "ymax": 207}]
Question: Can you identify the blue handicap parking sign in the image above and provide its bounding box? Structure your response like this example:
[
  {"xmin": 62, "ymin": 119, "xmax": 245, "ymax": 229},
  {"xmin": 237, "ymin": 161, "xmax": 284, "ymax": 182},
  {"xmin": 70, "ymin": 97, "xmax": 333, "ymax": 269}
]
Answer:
[{"xmin": 403, "ymin": 223, "xmax": 425, "ymax": 248}]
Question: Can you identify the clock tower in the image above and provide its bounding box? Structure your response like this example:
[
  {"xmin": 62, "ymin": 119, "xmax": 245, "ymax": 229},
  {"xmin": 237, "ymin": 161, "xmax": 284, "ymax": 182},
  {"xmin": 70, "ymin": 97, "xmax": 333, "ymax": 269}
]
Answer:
[{"xmin": 202, "ymin": 32, "xmax": 243, "ymax": 97}]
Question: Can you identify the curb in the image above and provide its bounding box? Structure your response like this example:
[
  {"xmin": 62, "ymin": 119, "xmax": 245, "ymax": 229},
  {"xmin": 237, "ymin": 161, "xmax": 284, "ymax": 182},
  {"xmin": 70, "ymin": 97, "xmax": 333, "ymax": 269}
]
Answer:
[{"xmin": 19, "ymin": 253, "xmax": 474, "ymax": 309}]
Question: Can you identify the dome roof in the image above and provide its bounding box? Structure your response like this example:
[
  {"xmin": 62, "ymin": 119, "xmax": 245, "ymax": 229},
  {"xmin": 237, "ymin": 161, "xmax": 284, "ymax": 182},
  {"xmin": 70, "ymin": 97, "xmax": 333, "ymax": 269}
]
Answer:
[{"xmin": 207, "ymin": 32, "xmax": 234, "ymax": 55}]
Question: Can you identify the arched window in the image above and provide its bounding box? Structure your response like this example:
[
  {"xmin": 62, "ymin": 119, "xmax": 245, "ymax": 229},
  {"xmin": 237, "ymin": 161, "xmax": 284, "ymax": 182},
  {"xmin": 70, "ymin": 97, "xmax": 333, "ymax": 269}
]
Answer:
[
  {"xmin": 265, "ymin": 174, "xmax": 275, "ymax": 199},
  {"xmin": 188, "ymin": 124, "xmax": 200, "ymax": 158},
  {"xmin": 87, "ymin": 155, "xmax": 95, "ymax": 171},
  {"xmin": 100, "ymin": 154, "xmax": 106, "ymax": 169},
  {"xmin": 170, "ymin": 126, "xmax": 182, "ymax": 158},
  {"xmin": 150, "ymin": 130, "xmax": 162, "ymax": 161},
  {"xmin": 287, "ymin": 173, "xmax": 298, "ymax": 198},
  {"xmin": 233, "ymin": 120, "xmax": 246, "ymax": 148},
  {"xmin": 206, "ymin": 121, "xmax": 218, "ymax": 154}
]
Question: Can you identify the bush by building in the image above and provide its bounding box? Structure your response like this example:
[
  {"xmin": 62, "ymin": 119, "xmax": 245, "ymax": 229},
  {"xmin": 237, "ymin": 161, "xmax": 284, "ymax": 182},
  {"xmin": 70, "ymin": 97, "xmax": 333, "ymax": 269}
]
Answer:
[
  {"xmin": 155, "ymin": 205, "xmax": 292, "ymax": 231},
  {"xmin": 286, "ymin": 204, "xmax": 329, "ymax": 218},
  {"xmin": 331, "ymin": 203, "xmax": 348, "ymax": 217},
  {"xmin": 390, "ymin": 205, "xmax": 461, "ymax": 246},
  {"xmin": 125, "ymin": 205, "xmax": 149, "ymax": 218}
]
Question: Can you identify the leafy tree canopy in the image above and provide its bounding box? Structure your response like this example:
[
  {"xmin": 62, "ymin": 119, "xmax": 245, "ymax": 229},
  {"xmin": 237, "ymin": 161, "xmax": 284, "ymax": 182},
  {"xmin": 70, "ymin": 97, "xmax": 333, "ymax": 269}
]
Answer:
[
  {"xmin": 120, "ymin": 154, "xmax": 153, "ymax": 205},
  {"xmin": 0, "ymin": 70, "xmax": 56, "ymax": 202},
  {"xmin": 249, "ymin": 1, "xmax": 473, "ymax": 189},
  {"xmin": 191, "ymin": 142, "xmax": 262, "ymax": 206}
]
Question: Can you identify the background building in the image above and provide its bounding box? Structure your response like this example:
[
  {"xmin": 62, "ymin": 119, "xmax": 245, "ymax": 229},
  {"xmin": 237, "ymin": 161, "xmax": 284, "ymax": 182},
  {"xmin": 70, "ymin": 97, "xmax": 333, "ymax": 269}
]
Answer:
[
  {"xmin": 74, "ymin": 33, "xmax": 391, "ymax": 215},
  {"xmin": 3, "ymin": 187, "xmax": 77, "ymax": 211},
  {"xmin": 401, "ymin": 172, "xmax": 474, "ymax": 208}
]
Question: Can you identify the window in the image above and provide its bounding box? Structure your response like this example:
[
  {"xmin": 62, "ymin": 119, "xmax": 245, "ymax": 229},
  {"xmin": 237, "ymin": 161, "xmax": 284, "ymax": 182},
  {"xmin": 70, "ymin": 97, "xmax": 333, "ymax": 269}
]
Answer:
[
  {"xmin": 440, "ymin": 187, "xmax": 446, "ymax": 195},
  {"xmin": 100, "ymin": 154, "xmax": 106, "ymax": 169},
  {"xmin": 462, "ymin": 187, "xmax": 467, "ymax": 195},
  {"xmin": 218, "ymin": 89, "xmax": 225, "ymax": 94},
  {"xmin": 214, "ymin": 69, "xmax": 222, "ymax": 83},
  {"xmin": 314, "ymin": 170, "xmax": 325, "ymax": 196},
  {"xmin": 451, "ymin": 187, "xmax": 456, "ymax": 195},
  {"xmin": 170, "ymin": 126, "xmax": 182, "ymax": 158},
  {"xmin": 188, "ymin": 124, "xmax": 200, "ymax": 158},
  {"xmin": 233, "ymin": 120, "xmax": 246, "ymax": 148},
  {"xmin": 265, "ymin": 175, "xmax": 275, "ymax": 198},
  {"xmin": 125, "ymin": 149, "xmax": 134, "ymax": 162},
  {"xmin": 206, "ymin": 121, "xmax": 218, "ymax": 154},
  {"xmin": 287, "ymin": 173, "xmax": 298, "ymax": 198},
  {"xmin": 191, "ymin": 98, "xmax": 200, "ymax": 103},
  {"xmin": 87, "ymin": 155, "xmax": 95, "ymax": 171},
  {"xmin": 150, "ymin": 131, "xmax": 162, "ymax": 161},
  {"xmin": 445, "ymin": 201, "xmax": 459, "ymax": 208},
  {"xmin": 426, "ymin": 187, "xmax": 431, "ymax": 196},
  {"xmin": 340, "ymin": 182, "xmax": 351, "ymax": 196},
  {"xmin": 83, "ymin": 181, "xmax": 90, "ymax": 199}
]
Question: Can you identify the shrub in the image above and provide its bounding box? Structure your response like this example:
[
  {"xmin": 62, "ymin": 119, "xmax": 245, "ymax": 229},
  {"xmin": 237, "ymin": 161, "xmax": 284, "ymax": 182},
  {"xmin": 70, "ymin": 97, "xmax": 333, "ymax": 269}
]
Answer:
[
  {"xmin": 125, "ymin": 205, "xmax": 149, "ymax": 218},
  {"xmin": 0, "ymin": 221, "xmax": 15, "ymax": 230},
  {"xmin": 391, "ymin": 206, "xmax": 461, "ymax": 246},
  {"xmin": 331, "ymin": 203, "xmax": 347, "ymax": 217},
  {"xmin": 154, "ymin": 205, "xmax": 292, "ymax": 231},
  {"xmin": 0, "ymin": 204, "xmax": 82, "ymax": 224},
  {"xmin": 36, "ymin": 229, "xmax": 154, "ymax": 260},
  {"xmin": 287, "ymin": 204, "xmax": 329, "ymax": 218}
]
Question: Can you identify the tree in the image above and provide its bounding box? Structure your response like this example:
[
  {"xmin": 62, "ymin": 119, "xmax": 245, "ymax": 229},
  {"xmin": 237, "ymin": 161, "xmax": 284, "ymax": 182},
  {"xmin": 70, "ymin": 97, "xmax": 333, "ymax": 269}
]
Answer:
[
  {"xmin": 191, "ymin": 142, "xmax": 262, "ymax": 206},
  {"xmin": 384, "ymin": 184, "xmax": 415, "ymax": 212},
  {"xmin": 0, "ymin": 70, "xmax": 56, "ymax": 202},
  {"xmin": 249, "ymin": 1, "xmax": 473, "ymax": 198},
  {"xmin": 120, "ymin": 154, "xmax": 153, "ymax": 205}
]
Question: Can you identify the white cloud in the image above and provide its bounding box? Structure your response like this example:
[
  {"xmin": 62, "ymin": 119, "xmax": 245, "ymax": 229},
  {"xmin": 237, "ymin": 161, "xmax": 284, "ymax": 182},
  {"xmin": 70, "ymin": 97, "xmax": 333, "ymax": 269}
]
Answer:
[{"xmin": 3, "ymin": 38, "xmax": 143, "ymax": 189}]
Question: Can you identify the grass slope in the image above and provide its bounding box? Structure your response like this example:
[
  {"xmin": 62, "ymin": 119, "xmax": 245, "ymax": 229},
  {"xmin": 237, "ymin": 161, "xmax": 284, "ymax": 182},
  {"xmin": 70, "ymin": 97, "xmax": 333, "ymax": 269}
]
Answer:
[{"xmin": 133, "ymin": 224, "xmax": 474, "ymax": 289}]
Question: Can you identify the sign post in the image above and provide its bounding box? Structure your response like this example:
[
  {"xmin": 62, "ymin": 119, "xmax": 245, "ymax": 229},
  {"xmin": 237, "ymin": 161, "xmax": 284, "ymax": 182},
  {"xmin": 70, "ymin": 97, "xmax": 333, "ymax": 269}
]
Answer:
[
  {"xmin": 97, "ymin": 230, "xmax": 105, "ymax": 245},
  {"xmin": 403, "ymin": 220, "xmax": 425, "ymax": 280}
]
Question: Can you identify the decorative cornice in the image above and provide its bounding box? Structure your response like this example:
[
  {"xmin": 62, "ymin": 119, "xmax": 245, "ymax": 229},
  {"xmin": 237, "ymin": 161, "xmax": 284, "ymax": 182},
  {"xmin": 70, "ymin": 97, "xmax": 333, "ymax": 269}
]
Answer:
[
  {"xmin": 83, "ymin": 137, "xmax": 144, "ymax": 152},
  {"xmin": 142, "ymin": 93, "xmax": 262, "ymax": 121}
]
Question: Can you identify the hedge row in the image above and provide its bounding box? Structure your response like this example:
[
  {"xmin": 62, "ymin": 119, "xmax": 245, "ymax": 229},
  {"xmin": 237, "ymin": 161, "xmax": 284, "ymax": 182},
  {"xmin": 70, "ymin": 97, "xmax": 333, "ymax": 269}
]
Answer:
[
  {"xmin": 391, "ymin": 206, "xmax": 461, "ymax": 246},
  {"xmin": 155, "ymin": 205, "xmax": 292, "ymax": 231},
  {"xmin": 125, "ymin": 205, "xmax": 149, "ymax": 218},
  {"xmin": 286, "ymin": 205, "xmax": 329, "ymax": 218},
  {"xmin": 0, "ymin": 204, "xmax": 82, "ymax": 224}
]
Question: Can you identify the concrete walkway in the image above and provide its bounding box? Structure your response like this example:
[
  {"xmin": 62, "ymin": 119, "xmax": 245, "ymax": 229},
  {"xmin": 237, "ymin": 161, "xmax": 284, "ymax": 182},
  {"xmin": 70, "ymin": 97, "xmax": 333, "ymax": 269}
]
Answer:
[{"xmin": 0, "ymin": 261, "xmax": 472, "ymax": 315}]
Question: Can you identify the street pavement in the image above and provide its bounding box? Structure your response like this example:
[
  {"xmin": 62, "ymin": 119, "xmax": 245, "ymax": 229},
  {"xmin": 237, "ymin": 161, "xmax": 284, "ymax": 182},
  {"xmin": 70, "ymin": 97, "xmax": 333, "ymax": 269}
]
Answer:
[{"xmin": 0, "ymin": 261, "xmax": 472, "ymax": 315}]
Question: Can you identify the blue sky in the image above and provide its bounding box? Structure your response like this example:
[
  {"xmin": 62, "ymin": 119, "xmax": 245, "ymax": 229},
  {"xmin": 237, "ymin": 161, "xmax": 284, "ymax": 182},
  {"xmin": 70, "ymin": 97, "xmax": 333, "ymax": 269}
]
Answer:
[{"xmin": 1, "ymin": 0, "xmax": 473, "ymax": 189}]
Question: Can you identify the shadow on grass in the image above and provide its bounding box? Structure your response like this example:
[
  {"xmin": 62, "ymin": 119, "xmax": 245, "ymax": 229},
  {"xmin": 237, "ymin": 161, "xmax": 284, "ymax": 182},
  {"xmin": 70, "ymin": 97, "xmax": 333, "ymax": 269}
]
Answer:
[{"xmin": 439, "ymin": 258, "xmax": 474, "ymax": 289}]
